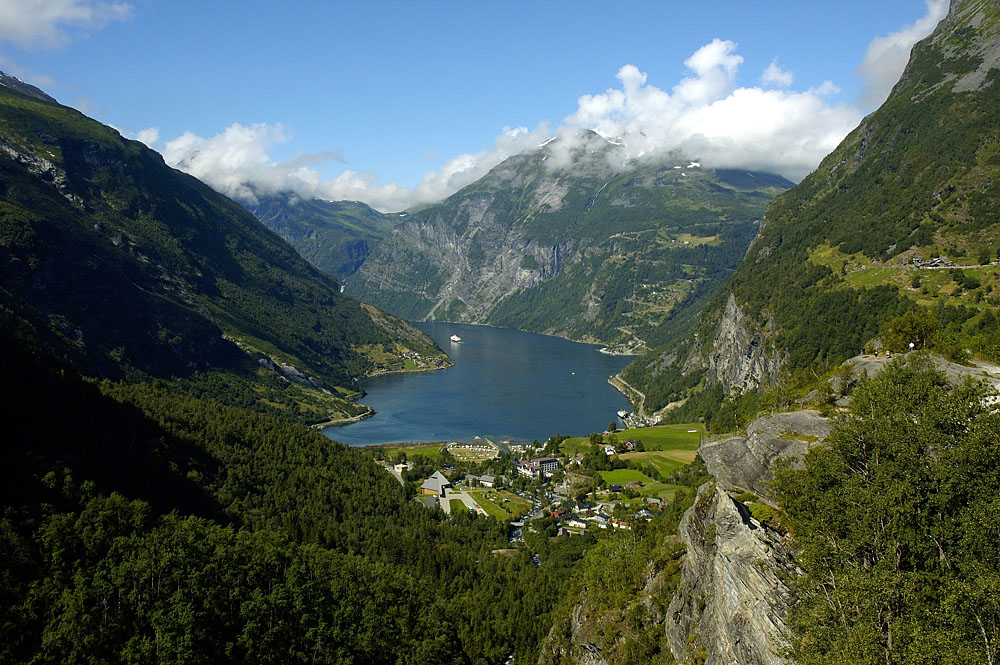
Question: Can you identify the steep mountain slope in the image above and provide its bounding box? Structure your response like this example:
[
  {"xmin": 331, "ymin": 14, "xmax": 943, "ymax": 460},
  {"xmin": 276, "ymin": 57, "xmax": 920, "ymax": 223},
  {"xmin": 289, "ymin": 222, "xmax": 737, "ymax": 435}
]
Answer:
[
  {"xmin": 0, "ymin": 77, "xmax": 447, "ymax": 420},
  {"xmin": 626, "ymin": 0, "xmax": 1000, "ymax": 418},
  {"xmin": 346, "ymin": 131, "xmax": 792, "ymax": 350},
  {"xmin": 0, "ymin": 77, "xmax": 578, "ymax": 665},
  {"xmin": 245, "ymin": 193, "xmax": 399, "ymax": 280}
]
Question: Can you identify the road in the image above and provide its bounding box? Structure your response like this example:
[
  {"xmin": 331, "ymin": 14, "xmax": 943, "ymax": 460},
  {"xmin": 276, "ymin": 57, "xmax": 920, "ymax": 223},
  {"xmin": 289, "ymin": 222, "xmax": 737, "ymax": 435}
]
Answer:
[{"xmin": 610, "ymin": 372, "xmax": 647, "ymax": 420}]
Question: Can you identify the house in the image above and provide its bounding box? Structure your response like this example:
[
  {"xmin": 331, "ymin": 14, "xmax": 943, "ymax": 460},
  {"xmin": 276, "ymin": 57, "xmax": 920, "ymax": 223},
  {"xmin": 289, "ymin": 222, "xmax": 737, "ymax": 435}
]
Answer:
[
  {"xmin": 586, "ymin": 514, "xmax": 609, "ymax": 528},
  {"xmin": 516, "ymin": 460, "xmax": 542, "ymax": 478},
  {"xmin": 624, "ymin": 440, "xmax": 636, "ymax": 451},
  {"xmin": 604, "ymin": 445, "xmax": 617, "ymax": 456},
  {"xmin": 551, "ymin": 507, "xmax": 568, "ymax": 519},
  {"xmin": 567, "ymin": 516, "xmax": 588, "ymax": 529},
  {"xmin": 608, "ymin": 484, "xmax": 623, "ymax": 493},
  {"xmin": 516, "ymin": 456, "xmax": 560, "ymax": 479},
  {"xmin": 420, "ymin": 471, "xmax": 452, "ymax": 498},
  {"xmin": 479, "ymin": 475, "xmax": 495, "ymax": 487},
  {"xmin": 571, "ymin": 453, "xmax": 585, "ymax": 466},
  {"xmin": 536, "ymin": 456, "xmax": 559, "ymax": 476}
]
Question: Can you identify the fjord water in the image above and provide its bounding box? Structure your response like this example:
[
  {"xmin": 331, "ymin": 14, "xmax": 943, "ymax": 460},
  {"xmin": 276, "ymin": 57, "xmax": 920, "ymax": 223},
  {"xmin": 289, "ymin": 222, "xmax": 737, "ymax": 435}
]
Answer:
[{"xmin": 325, "ymin": 322, "xmax": 632, "ymax": 446}]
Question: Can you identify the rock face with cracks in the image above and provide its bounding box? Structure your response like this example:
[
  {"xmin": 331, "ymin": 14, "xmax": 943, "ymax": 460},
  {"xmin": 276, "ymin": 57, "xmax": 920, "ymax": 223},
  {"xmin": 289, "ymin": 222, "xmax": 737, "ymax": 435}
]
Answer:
[
  {"xmin": 666, "ymin": 483, "xmax": 799, "ymax": 665},
  {"xmin": 699, "ymin": 409, "xmax": 831, "ymax": 498},
  {"xmin": 705, "ymin": 293, "xmax": 786, "ymax": 395}
]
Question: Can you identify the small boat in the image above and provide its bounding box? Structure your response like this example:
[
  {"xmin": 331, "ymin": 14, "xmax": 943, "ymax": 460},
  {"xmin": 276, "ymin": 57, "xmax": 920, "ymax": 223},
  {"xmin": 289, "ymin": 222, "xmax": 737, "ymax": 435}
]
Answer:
[
  {"xmin": 617, "ymin": 410, "xmax": 628, "ymax": 419},
  {"xmin": 450, "ymin": 334, "xmax": 461, "ymax": 343}
]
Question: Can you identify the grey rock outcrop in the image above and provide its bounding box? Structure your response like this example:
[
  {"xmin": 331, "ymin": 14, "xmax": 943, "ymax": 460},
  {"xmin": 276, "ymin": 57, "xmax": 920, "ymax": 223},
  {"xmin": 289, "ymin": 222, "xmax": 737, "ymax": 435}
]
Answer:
[
  {"xmin": 699, "ymin": 410, "xmax": 831, "ymax": 498},
  {"xmin": 848, "ymin": 352, "xmax": 1000, "ymax": 394},
  {"xmin": 666, "ymin": 484, "xmax": 798, "ymax": 665},
  {"xmin": 706, "ymin": 293, "xmax": 785, "ymax": 395}
]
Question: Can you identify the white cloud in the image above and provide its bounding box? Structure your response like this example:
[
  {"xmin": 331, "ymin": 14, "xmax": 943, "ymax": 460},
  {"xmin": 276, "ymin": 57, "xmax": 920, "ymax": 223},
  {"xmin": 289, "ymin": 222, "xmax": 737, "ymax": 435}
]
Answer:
[
  {"xmin": 161, "ymin": 121, "xmax": 550, "ymax": 211},
  {"xmin": 675, "ymin": 39, "xmax": 743, "ymax": 105},
  {"xmin": 135, "ymin": 126, "xmax": 158, "ymax": 148},
  {"xmin": 0, "ymin": 0, "xmax": 133, "ymax": 48},
  {"xmin": 562, "ymin": 45, "xmax": 861, "ymax": 182},
  {"xmin": 856, "ymin": 0, "xmax": 949, "ymax": 108},
  {"xmin": 156, "ymin": 4, "xmax": 951, "ymax": 210},
  {"xmin": 762, "ymin": 60, "xmax": 793, "ymax": 87}
]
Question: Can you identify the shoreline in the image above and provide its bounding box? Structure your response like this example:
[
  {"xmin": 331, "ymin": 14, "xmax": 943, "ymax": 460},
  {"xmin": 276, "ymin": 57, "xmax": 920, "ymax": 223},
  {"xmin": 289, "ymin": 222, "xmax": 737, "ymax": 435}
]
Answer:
[
  {"xmin": 309, "ymin": 408, "xmax": 375, "ymax": 430},
  {"xmin": 363, "ymin": 356, "xmax": 455, "ymax": 380},
  {"xmin": 608, "ymin": 372, "xmax": 643, "ymax": 419},
  {"xmin": 419, "ymin": 319, "xmax": 620, "ymax": 351}
]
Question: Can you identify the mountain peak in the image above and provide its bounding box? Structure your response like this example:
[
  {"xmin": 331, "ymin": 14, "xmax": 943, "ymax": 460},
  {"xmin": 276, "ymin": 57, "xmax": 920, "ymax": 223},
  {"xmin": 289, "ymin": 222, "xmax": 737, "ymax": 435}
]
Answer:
[{"xmin": 0, "ymin": 72, "xmax": 57, "ymax": 104}]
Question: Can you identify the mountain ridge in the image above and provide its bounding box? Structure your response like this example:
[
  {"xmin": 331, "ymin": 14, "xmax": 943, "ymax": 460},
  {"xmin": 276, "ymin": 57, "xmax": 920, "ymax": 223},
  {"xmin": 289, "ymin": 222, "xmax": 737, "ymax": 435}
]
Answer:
[
  {"xmin": 342, "ymin": 130, "xmax": 792, "ymax": 350},
  {"xmin": 0, "ymin": 78, "xmax": 449, "ymax": 422}
]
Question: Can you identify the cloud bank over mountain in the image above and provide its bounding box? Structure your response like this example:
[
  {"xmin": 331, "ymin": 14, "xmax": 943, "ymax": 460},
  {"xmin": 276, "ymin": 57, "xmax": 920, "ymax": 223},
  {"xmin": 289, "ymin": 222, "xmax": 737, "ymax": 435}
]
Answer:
[{"xmin": 153, "ymin": 2, "xmax": 947, "ymax": 212}]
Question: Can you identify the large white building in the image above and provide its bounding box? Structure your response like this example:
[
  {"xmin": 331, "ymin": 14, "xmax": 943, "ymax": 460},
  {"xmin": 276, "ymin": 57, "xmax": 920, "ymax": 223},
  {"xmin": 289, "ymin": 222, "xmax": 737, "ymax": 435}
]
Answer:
[{"xmin": 516, "ymin": 456, "xmax": 559, "ymax": 478}]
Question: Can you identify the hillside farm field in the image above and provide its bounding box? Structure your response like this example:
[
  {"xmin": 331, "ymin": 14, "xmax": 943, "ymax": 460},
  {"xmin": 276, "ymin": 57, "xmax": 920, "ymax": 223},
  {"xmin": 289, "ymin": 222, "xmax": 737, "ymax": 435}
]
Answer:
[
  {"xmin": 619, "ymin": 449, "xmax": 697, "ymax": 476},
  {"xmin": 560, "ymin": 423, "xmax": 704, "ymax": 455},
  {"xmin": 598, "ymin": 468, "xmax": 686, "ymax": 502}
]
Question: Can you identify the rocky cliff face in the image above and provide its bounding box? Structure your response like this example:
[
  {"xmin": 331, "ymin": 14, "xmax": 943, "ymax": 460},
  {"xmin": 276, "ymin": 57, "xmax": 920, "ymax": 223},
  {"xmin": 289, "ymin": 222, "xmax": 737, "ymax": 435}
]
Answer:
[
  {"xmin": 705, "ymin": 293, "xmax": 786, "ymax": 395},
  {"xmin": 699, "ymin": 409, "xmax": 830, "ymax": 497},
  {"xmin": 666, "ymin": 483, "xmax": 799, "ymax": 665}
]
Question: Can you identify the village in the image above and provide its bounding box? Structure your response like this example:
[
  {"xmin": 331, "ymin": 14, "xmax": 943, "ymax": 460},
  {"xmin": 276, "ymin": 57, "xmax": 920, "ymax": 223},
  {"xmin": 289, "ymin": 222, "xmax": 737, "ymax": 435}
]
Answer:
[{"xmin": 372, "ymin": 422, "xmax": 704, "ymax": 540}]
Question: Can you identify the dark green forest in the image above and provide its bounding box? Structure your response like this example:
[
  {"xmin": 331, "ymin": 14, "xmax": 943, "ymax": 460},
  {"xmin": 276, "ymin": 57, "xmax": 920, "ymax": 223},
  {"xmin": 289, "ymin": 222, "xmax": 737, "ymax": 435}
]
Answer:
[
  {"xmin": 773, "ymin": 355, "xmax": 1000, "ymax": 664},
  {"xmin": 0, "ymin": 336, "xmax": 584, "ymax": 664}
]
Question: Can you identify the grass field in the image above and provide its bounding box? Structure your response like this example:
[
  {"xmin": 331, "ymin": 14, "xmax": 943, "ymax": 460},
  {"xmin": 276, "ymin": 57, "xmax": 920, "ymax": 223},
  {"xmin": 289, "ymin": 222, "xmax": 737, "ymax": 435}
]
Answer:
[
  {"xmin": 449, "ymin": 499, "xmax": 467, "ymax": 514},
  {"xmin": 560, "ymin": 423, "xmax": 704, "ymax": 456},
  {"xmin": 468, "ymin": 489, "xmax": 531, "ymax": 521},
  {"xmin": 600, "ymin": 469, "xmax": 652, "ymax": 484},
  {"xmin": 618, "ymin": 449, "xmax": 697, "ymax": 475},
  {"xmin": 366, "ymin": 442, "xmax": 445, "ymax": 460},
  {"xmin": 597, "ymin": 468, "xmax": 686, "ymax": 502}
]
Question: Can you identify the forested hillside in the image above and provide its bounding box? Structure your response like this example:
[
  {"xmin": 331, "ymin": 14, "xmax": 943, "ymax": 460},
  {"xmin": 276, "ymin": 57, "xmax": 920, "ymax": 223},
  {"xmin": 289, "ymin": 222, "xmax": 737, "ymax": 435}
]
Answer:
[
  {"xmin": 0, "ymin": 335, "xmax": 578, "ymax": 664},
  {"xmin": 0, "ymin": 79, "xmax": 447, "ymax": 423}
]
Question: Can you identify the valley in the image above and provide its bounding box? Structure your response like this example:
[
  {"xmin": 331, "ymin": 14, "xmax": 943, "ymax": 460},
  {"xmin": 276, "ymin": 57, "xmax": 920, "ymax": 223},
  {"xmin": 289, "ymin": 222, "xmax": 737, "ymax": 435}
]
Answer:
[
  {"xmin": 2, "ymin": 1, "xmax": 1000, "ymax": 664},
  {"xmin": 315, "ymin": 136, "xmax": 793, "ymax": 351}
]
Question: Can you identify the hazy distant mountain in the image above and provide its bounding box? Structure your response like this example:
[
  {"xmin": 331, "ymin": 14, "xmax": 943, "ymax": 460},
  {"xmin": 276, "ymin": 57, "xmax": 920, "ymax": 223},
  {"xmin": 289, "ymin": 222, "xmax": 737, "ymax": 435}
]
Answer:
[
  {"xmin": 345, "ymin": 130, "xmax": 792, "ymax": 350},
  {"xmin": 244, "ymin": 193, "xmax": 400, "ymax": 280}
]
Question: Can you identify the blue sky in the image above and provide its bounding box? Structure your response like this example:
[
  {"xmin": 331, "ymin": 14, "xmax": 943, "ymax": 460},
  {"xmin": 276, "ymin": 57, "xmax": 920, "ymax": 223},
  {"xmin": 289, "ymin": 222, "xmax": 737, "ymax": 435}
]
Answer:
[{"xmin": 1, "ymin": 1, "xmax": 947, "ymax": 210}]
